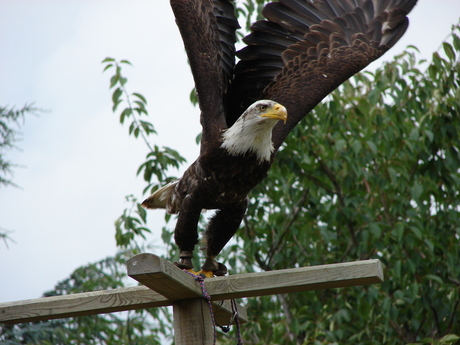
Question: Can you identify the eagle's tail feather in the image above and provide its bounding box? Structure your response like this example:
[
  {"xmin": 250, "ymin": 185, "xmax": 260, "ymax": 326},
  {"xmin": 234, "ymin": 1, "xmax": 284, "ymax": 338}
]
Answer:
[{"xmin": 141, "ymin": 181, "xmax": 178, "ymax": 209}]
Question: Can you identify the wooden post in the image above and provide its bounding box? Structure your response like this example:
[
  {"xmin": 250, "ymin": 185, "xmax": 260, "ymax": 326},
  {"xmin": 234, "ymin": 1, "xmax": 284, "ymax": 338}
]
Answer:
[
  {"xmin": 126, "ymin": 253, "xmax": 240, "ymax": 344},
  {"xmin": 173, "ymin": 298, "xmax": 214, "ymax": 345}
]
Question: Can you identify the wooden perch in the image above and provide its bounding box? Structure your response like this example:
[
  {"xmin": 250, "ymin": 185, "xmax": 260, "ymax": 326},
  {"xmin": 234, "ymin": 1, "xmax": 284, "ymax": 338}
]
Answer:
[
  {"xmin": 0, "ymin": 285, "xmax": 245, "ymax": 327},
  {"xmin": 1, "ymin": 253, "xmax": 384, "ymax": 345},
  {"xmin": 126, "ymin": 253, "xmax": 383, "ymax": 345},
  {"xmin": 127, "ymin": 253, "xmax": 384, "ymax": 300},
  {"xmin": 0, "ymin": 286, "xmax": 166, "ymax": 324}
]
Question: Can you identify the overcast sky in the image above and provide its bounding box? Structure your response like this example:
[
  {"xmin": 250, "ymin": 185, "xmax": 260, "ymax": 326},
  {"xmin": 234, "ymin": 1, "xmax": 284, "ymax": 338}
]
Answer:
[{"xmin": 1, "ymin": 1, "xmax": 459, "ymax": 304}]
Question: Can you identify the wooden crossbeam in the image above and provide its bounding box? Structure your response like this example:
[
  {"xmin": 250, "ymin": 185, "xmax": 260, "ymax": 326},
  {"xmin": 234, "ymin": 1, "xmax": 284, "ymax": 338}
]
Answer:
[
  {"xmin": 0, "ymin": 285, "xmax": 245, "ymax": 326},
  {"xmin": 208, "ymin": 258, "xmax": 384, "ymax": 300},
  {"xmin": 127, "ymin": 253, "xmax": 384, "ymax": 300},
  {"xmin": 0, "ymin": 286, "xmax": 166, "ymax": 324}
]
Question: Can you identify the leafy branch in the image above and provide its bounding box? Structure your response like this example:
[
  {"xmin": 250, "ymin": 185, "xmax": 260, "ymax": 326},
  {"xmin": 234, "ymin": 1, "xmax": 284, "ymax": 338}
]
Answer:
[
  {"xmin": 1, "ymin": 104, "xmax": 41, "ymax": 248},
  {"xmin": 102, "ymin": 58, "xmax": 186, "ymax": 248},
  {"xmin": 0, "ymin": 104, "xmax": 38, "ymax": 188},
  {"xmin": 102, "ymin": 58, "xmax": 156, "ymax": 151}
]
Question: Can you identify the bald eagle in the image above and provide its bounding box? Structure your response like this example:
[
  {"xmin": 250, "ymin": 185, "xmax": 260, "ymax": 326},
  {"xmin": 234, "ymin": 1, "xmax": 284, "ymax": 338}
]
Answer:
[{"xmin": 143, "ymin": 0, "xmax": 417, "ymax": 276}]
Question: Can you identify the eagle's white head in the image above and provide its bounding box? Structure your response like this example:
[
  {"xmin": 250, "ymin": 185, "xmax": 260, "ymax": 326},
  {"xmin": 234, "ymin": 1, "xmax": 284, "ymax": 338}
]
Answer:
[{"xmin": 221, "ymin": 100, "xmax": 288, "ymax": 162}]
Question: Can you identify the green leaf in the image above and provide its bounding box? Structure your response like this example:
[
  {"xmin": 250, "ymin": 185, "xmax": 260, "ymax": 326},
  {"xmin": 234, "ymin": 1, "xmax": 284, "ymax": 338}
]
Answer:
[
  {"xmin": 388, "ymin": 167, "xmax": 398, "ymax": 183},
  {"xmin": 120, "ymin": 108, "xmax": 132, "ymax": 124},
  {"xmin": 409, "ymin": 225, "xmax": 423, "ymax": 240},
  {"xmin": 393, "ymin": 260, "xmax": 402, "ymax": 279},
  {"xmin": 133, "ymin": 92, "xmax": 147, "ymax": 104},
  {"xmin": 112, "ymin": 99, "xmax": 122, "ymax": 112},
  {"xmin": 443, "ymin": 42, "xmax": 456, "ymax": 61},
  {"xmin": 369, "ymin": 222, "xmax": 381, "ymax": 237},
  {"xmin": 352, "ymin": 140, "xmax": 362, "ymax": 155},
  {"xmin": 428, "ymin": 64, "xmax": 438, "ymax": 80},
  {"xmin": 134, "ymin": 100, "xmax": 146, "ymax": 110},
  {"xmin": 409, "ymin": 127, "xmax": 419, "ymax": 141},
  {"xmin": 424, "ymin": 238, "xmax": 435, "ymax": 255},
  {"xmin": 101, "ymin": 57, "xmax": 115, "ymax": 63},
  {"xmin": 410, "ymin": 182, "xmax": 423, "ymax": 201},
  {"xmin": 393, "ymin": 223, "xmax": 405, "ymax": 243},
  {"xmin": 366, "ymin": 140, "xmax": 377, "ymax": 155},
  {"xmin": 189, "ymin": 87, "xmax": 198, "ymax": 106},
  {"xmin": 195, "ymin": 132, "xmax": 202, "ymax": 144},
  {"xmin": 102, "ymin": 63, "xmax": 113, "ymax": 72},
  {"xmin": 112, "ymin": 88, "xmax": 123, "ymax": 109},
  {"xmin": 335, "ymin": 139, "xmax": 346, "ymax": 152},
  {"xmin": 452, "ymin": 33, "xmax": 460, "ymax": 52},
  {"xmin": 423, "ymin": 274, "xmax": 443, "ymax": 285},
  {"xmin": 439, "ymin": 334, "xmax": 460, "ymax": 343},
  {"xmin": 110, "ymin": 74, "xmax": 119, "ymax": 88},
  {"xmin": 424, "ymin": 130, "xmax": 434, "ymax": 142}
]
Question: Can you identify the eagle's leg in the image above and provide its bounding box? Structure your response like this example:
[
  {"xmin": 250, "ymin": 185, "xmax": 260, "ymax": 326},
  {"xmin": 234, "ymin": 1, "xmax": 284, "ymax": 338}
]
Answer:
[
  {"xmin": 173, "ymin": 195, "xmax": 201, "ymax": 271},
  {"xmin": 200, "ymin": 199, "xmax": 248, "ymax": 276},
  {"xmin": 174, "ymin": 251, "xmax": 194, "ymax": 270}
]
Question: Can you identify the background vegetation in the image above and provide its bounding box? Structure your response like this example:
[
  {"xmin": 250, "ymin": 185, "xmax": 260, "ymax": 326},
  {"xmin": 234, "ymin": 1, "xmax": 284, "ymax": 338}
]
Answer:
[
  {"xmin": 1, "ymin": 3, "xmax": 459, "ymax": 345},
  {"xmin": 0, "ymin": 104, "xmax": 37, "ymax": 248}
]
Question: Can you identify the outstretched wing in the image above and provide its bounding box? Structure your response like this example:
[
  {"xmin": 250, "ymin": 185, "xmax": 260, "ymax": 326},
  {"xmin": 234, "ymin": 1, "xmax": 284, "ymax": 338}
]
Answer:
[
  {"xmin": 170, "ymin": 0, "xmax": 239, "ymax": 150},
  {"xmin": 228, "ymin": 0, "xmax": 417, "ymax": 150}
]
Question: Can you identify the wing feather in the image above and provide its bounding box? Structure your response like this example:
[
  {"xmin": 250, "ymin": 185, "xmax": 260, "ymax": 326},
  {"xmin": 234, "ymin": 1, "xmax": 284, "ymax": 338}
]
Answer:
[
  {"xmin": 170, "ymin": 0, "xmax": 239, "ymax": 148},
  {"xmin": 227, "ymin": 0, "xmax": 416, "ymax": 149}
]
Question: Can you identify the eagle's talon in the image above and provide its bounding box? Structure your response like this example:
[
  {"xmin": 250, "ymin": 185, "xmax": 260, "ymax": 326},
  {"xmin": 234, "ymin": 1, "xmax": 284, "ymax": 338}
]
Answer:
[
  {"xmin": 173, "ymin": 261, "xmax": 192, "ymax": 269},
  {"xmin": 212, "ymin": 262, "xmax": 228, "ymax": 276},
  {"xmin": 201, "ymin": 258, "xmax": 228, "ymax": 277},
  {"xmin": 197, "ymin": 270, "xmax": 215, "ymax": 278}
]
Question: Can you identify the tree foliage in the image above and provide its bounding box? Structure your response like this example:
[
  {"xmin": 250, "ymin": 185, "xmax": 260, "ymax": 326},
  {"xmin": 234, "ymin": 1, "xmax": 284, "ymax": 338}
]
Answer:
[
  {"xmin": 0, "ymin": 104, "xmax": 37, "ymax": 248},
  {"xmin": 101, "ymin": 58, "xmax": 186, "ymax": 249},
  {"xmin": 0, "ymin": 104, "xmax": 35, "ymax": 188}
]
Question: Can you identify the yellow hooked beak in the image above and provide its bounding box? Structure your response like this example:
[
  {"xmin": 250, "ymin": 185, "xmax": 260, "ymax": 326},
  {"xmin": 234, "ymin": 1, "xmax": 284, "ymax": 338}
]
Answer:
[{"xmin": 260, "ymin": 103, "xmax": 288, "ymax": 124}]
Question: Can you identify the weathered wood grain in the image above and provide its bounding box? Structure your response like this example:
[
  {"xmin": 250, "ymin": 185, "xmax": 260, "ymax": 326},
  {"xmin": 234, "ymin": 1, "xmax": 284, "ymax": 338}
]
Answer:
[
  {"xmin": 173, "ymin": 299, "xmax": 214, "ymax": 345},
  {"xmin": 205, "ymin": 259, "xmax": 384, "ymax": 300},
  {"xmin": 127, "ymin": 253, "xmax": 203, "ymax": 299},
  {"xmin": 127, "ymin": 253, "xmax": 248, "ymax": 325},
  {"xmin": 128, "ymin": 254, "xmax": 383, "ymax": 301},
  {"xmin": 0, "ymin": 285, "xmax": 247, "ymax": 326},
  {"xmin": 0, "ymin": 286, "xmax": 167, "ymax": 324},
  {"xmin": 212, "ymin": 299, "xmax": 248, "ymax": 325}
]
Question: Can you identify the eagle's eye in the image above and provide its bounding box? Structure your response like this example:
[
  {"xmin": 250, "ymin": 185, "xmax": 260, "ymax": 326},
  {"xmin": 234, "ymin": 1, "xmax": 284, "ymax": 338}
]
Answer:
[{"xmin": 258, "ymin": 104, "xmax": 268, "ymax": 112}]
